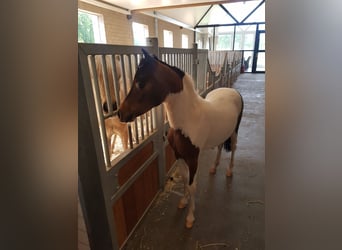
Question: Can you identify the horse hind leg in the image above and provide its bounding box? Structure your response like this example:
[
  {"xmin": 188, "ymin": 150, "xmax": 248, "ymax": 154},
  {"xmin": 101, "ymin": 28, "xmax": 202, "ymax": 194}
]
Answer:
[
  {"xmin": 226, "ymin": 132, "xmax": 237, "ymax": 177},
  {"xmin": 209, "ymin": 144, "xmax": 223, "ymax": 174}
]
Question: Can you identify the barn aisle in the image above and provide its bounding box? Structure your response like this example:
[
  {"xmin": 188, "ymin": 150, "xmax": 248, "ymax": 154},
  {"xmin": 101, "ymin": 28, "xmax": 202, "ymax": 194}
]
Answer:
[{"xmin": 123, "ymin": 73, "xmax": 265, "ymax": 250}]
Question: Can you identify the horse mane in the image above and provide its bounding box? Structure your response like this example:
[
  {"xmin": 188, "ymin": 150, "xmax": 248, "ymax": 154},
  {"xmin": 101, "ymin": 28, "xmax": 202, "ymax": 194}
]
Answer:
[{"xmin": 153, "ymin": 55, "xmax": 185, "ymax": 79}]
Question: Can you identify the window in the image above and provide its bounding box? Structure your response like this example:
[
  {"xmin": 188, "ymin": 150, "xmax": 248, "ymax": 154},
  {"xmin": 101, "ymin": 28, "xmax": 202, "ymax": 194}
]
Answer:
[
  {"xmin": 163, "ymin": 30, "xmax": 173, "ymax": 47},
  {"xmin": 132, "ymin": 22, "xmax": 149, "ymax": 46},
  {"xmin": 78, "ymin": 9, "xmax": 106, "ymax": 43},
  {"xmin": 215, "ymin": 26, "xmax": 234, "ymax": 50},
  {"xmin": 182, "ymin": 34, "xmax": 189, "ymax": 48},
  {"xmin": 234, "ymin": 25, "xmax": 256, "ymax": 50}
]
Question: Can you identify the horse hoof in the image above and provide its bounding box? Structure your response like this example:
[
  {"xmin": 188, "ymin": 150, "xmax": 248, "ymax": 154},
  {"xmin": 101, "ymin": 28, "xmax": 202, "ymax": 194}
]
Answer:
[
  {"xmin": 226, "ymin": 169, "xmax": 233, "ymax": 177},
  {"xmin": 185, "ymin": 220, "xmax": 194, "ymax": 229}
]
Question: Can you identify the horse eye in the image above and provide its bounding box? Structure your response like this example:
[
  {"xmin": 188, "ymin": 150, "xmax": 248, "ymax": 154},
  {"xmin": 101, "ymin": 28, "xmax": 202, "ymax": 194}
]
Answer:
[{"xmin": 136, "ymin": 81, "xmax": 145, "ymax": 89}]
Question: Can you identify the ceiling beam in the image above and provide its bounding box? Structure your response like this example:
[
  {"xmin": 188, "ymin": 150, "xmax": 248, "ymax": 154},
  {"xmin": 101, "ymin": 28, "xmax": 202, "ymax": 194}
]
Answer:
[
  {"xmin": 131, "ymin": 0, "xmax": 254, "ymax": 13},
  {"xmin": 80, "ymin": 0, "xmax": 130, "ymax": 14}
]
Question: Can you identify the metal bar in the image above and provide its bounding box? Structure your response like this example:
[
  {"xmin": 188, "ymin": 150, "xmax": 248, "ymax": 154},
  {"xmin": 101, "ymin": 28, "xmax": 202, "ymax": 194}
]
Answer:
[
  {"xmin": 195, "ymin": 5, "xmax": 213, "ymax": 27},
  {"xmin": 139, "ymin": 116, "xmax": 144, "ymax": 141},
  {"xmin": 145, "ymin": 113, "xmax": 149, "ymax": 136},
  {"xmin": 241, "ymin": 0, "xmax": 265, "ymax": 24},
  {"xmin": 110, "ymin": 55, "xmax": 121, "ymax": 106},
  {"xmin": 120, "ymin": 55, "xmax": 128, "ymax": 96},
  {"xmin": 196, "ymin": 21, "xmax": 265, "ymax": 28},
  {"xmin": 134, "ymin": 119, "xmax": 140, "ymax": 144},
  {"xmin": 100, "ymin": 55, "xmax": 114, "ymax": 115},
  {"xmin": 127, "ymin": 54, "xmax": 133, "ymax": 90},
  {"xmin": 128, "ymin": 123, "xmax": 134, "ymax": 149},
  {"xmin": 150, "ymin": 110, "xmax": 155, "ymax": 132},
  {"xmin": 219, "ymin": 4, "xmax": 239, "ymax": 24},
  {"xmin": 88, "ymin": 56, "xmax": 111, "ymax": 169}
]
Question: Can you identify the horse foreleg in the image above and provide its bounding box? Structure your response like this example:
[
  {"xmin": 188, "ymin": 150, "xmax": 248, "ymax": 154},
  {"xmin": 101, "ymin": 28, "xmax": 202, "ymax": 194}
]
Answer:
[
  {"xmin": 209, "ymin": 144, "xmax": 223, "ymax": 174},
  {"xmin": 226, "ymin": 132, "xmax": 237, "ymax": 177},
  {"xmin": 186, "ymin": 179, "xmax": 197, "ymax": 229},
  {"xmin": 177, "ymin": 159, "xmax": 189, "ymax": 209},
  {"xmin": 183, "ymin": 157, "xmax": 198, "ymax": 229},
  {"xmin": 177, "ymin": 159, "xmax": 197, "ymax": 228}
]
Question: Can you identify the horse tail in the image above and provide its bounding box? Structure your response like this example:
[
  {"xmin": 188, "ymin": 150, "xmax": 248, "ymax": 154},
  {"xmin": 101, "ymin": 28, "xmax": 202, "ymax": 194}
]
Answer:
[{"xmin": 223, "ymin": 91, "xmax": 244, "ymax": 152}]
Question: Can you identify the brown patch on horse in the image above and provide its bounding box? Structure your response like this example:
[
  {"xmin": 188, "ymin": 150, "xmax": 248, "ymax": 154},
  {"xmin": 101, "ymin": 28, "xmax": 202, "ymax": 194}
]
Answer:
[
  {"xmin": 167, "ymin": 128, "xmax": 199, "ymax": 185},
  {"xmin": 118, "ymin": 51, "xmax": 185, "ymax": 122},
  {"xmin": 154, "ymin": 61, "xmax": 184, "ymax": 94}
]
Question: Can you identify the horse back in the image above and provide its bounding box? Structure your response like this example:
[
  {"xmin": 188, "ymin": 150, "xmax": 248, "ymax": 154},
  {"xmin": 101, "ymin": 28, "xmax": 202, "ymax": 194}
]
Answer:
[
  {"xmin": 205, "ymin": 88, "xmax": 242, "ymax": 114},
  {"xmin": 200, "ymin": 88, "xmax": 243, "ymax": 149}
]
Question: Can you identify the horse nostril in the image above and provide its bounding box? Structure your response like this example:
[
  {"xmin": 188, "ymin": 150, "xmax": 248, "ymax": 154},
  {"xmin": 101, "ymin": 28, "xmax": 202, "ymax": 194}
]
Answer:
[{"xmin": 117, "ymin": 110, "xmax": 121, "ymax": 119}]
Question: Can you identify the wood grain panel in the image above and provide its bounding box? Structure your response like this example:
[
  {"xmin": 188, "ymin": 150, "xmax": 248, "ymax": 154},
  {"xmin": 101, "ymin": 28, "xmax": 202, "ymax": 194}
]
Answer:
[
  {"xmin": 123, "ymin": 158, "xmax": 159, "ymax": 233},
  {"xmin": 118, "ymin": 141, "xmax": 153, "ymax": 185},
  {"xmin": 112, "ymin": 198, "xmax": 127, "ymax": 247},
  {"xmin": 113, "ymin": 157, "xmax": 159, "ymax": 247}
]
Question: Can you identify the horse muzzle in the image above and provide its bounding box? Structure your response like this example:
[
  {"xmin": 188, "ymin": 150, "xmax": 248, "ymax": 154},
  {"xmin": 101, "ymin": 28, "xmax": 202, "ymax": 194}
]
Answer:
[{"xmin": 117, "ymin": 109, "xmax": 135, "ymax": 123}]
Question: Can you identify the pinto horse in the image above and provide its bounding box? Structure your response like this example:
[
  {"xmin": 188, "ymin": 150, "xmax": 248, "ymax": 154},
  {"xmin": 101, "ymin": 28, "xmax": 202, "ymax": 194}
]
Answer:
[{"xmin": 118, "ymin": 49, "xmax": 244, "ymax": 228}]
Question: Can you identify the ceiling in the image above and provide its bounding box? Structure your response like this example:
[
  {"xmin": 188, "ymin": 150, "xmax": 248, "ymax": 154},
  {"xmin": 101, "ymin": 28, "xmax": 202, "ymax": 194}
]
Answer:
[{"xmin": 82, "ymin": 0, "xmax": 259, "ymax": 29}]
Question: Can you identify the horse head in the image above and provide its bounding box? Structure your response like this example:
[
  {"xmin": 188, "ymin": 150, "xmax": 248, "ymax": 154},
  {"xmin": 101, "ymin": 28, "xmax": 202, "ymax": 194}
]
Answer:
[{"xmin": 118, "ymin": 49, "xmax": 172, "ymax": 122}]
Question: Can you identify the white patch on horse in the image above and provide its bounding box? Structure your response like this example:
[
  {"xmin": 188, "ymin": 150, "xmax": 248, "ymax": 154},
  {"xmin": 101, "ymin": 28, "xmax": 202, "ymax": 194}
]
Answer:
[{"xmin": 164, "ymin": 73, "xmax": 242, "ymax": 150}]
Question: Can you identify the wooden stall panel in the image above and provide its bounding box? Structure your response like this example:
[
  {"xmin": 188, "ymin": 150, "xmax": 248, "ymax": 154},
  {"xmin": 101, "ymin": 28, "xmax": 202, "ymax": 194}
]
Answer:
[
  {"xmin": 112, "ymin": 197, "xmax": 127, "ymax": 247},
  {"xmin": 118, "ymin": 142, "xmax": 153, "ymax": 185},
  {"xmin": 113, "ymin": 156, "xmax": 159, "ymax": 247},
  {"xmin": 113, "ymin": 141, "xmax": 159, "ymax": 246}
]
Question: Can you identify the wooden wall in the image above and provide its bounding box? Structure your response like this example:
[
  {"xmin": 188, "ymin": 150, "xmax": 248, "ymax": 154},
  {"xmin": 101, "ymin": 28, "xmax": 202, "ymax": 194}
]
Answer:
[{"xmin": 78, "ymin": 1, "xmax": 194, "ymax": 48}]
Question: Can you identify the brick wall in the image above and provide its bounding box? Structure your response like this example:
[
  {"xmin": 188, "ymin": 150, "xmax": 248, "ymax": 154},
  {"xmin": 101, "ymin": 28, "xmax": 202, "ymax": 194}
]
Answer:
[
  {"xmin": 157, "ymin": 19, "xmax": 194, "ymax": 48},
  {"xmin": 78, "ymin": 1, "xmax": 194, "ymax": 48}
]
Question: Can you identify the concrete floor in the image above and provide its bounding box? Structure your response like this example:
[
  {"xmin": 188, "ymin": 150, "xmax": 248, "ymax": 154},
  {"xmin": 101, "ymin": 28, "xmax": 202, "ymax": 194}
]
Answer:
[{"xmin": 123, "ymin": 73, "xmax": 265, "ymax": 250}]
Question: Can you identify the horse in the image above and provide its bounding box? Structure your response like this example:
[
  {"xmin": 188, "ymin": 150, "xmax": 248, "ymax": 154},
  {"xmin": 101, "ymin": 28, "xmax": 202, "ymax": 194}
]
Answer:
[
  {"xmin": 95, "ymin": 55, "xmax": 129, "ymax": 154},
  {"xmin": 118, "ymin": 49, "xmax": 244, "ymax": 228}
]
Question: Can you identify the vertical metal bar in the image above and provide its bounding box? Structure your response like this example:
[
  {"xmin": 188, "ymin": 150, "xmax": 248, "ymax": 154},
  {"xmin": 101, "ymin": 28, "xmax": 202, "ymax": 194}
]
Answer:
[
  {"xmin": 145, "ymin": 113, "xmax": 150, "ymax": 136},
  {"xmin": 129, "ymin": 54, "xmax": 139, "ymax": 145},
  {"xmin": 192, "ymin": 43, "xmax": 198, "ymax": 88},
  {"xmin": 120, "ymin": 55, "xmax": 128, "ymax": 96},
  {"xmin": 131, "ymin": 54, "xmax": 140, "ymax": 145},
  {"xmin": 128, "ymin": 123, "xmax": 134, "ymax": 149},
  {"xmin": 139, "ymin": 115, "xmax": 144, "ymax": 140},
  {"xmin": 110, "ymin": 55, "xmax": 121, "ymax": 106},
  {"xmin": 150, "ymin": 110, "xmax": 154, "ymax": 132},
  {"xmin": 127, "ymin": 54, "xmax": 133, "ymax": 90},
  {"xmin": 148, "ymin": 112, "xmax": 152, "ymax": 134},
  {"xmin": 100, "ymin": 55, "xmax": 114, "ymax": 115},
  {"xmin": 88, "ymin": 56, "xmax": 111, "ymax": 169}
]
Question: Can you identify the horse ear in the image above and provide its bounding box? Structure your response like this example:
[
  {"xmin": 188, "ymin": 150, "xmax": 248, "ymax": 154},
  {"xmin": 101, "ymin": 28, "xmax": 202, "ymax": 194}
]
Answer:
[{"xmin": 142, "ymin": 48, "xmax": 152, "ymax": 59}]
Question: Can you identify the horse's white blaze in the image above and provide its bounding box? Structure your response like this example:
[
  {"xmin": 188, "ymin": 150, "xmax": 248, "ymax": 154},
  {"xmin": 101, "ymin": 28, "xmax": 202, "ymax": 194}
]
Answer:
[{"xmin": 164, "ymin": 74, "xmax": 242, "ymax": 149}]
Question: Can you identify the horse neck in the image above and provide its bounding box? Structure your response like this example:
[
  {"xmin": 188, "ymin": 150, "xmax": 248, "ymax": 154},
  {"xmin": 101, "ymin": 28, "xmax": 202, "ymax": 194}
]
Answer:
[{"xmin": 163, "ymin": 74, "xmax": 202, "ymax": 129}]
